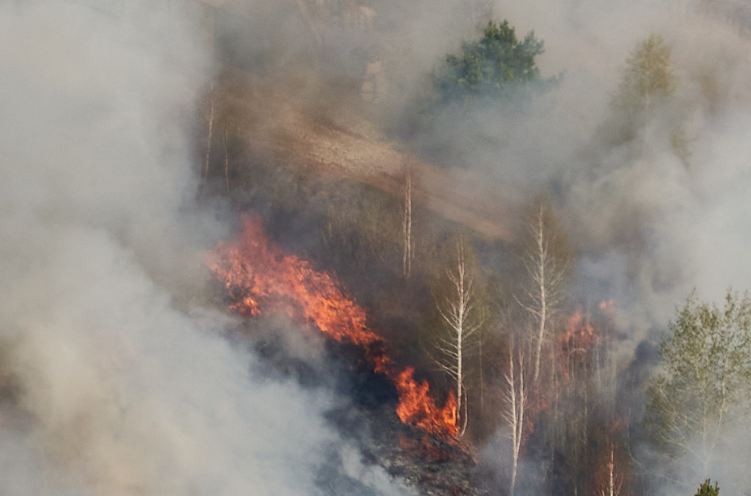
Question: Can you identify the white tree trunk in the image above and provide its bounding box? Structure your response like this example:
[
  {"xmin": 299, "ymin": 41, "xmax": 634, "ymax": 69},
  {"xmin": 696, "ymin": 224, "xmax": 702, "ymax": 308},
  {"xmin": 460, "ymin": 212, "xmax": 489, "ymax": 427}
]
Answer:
[
  {"xmin": 434, "ymin": 240, "xmax": 481, "ymax": 437},
  {"xmin": 223, "ymin": 128, "xmax": 230, "ymax": 193},
  {"xmin": 402, "ymin": 165, "xmax": 413, "ymax": 278},
  {"xmin": 517, "ymin": 204, "xmax": 567, "ymax": 387},
  {"xmin": 505, "ymin": 342, "xmax": 526, "ymax": 496},
  {"xmin": 532, "ymin": 206, "xmax": 547, "ymax": 385},
  {"xmin": 200, "ymin": 84, "xmax": 215, "ymax": 193},
  {"xmin": 599, "ymin": 446, "xmax": 622, "ymax": 496}
]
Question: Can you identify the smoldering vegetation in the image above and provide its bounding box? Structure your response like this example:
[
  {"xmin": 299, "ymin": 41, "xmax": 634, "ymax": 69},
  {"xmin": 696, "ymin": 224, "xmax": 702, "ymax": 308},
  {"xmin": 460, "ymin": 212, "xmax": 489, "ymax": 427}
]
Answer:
[{"xmin": 5, "ymin": 0, "xmax": 751, "ymax": 495}]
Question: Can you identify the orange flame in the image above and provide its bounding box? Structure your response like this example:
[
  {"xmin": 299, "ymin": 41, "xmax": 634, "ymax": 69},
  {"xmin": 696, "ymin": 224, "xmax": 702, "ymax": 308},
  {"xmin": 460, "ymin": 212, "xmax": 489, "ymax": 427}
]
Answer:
[
  {"xmin": 207, "ymin": 216, "xmax": 458, "ymax": 439},
  {"xmin": 598, "ymin": 299, "xmax": 616, "ymax": 318},
  {"xmin": 560, "ymin": 310, "xmax": 598, "ymax": 355},
  {"xmin": 394, "ymin": 367, "xmax": 457, "ymax": 434},
  {"xmin": 556, "ymin": 309, "xmax": 601, "ymax": 387}
]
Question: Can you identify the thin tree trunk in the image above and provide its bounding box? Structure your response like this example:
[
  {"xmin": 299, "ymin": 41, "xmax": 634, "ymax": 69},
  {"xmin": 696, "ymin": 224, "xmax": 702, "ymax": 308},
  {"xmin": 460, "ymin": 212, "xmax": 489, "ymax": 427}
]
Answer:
[
  {"xmin": 434, "ymin": 240, "xmax": 481, "ymax": 438},
  {"xmin": 402, "ymin": 165, "xmax": 413, "ymax": 278},
  {"xmin": 454, "ymin": 242, "xmax": 465, "ymax": 426},
  {"xmin": 533, "ymin": 205, "xmax": 546, "ymax": 385},
  {"xmin": 478, "ymin": 326, "xmax": 484, "ymax": 416},
  {"xmin": 505, "ymin": 341, "xmax": 526, "ymax": 496},
  {"xmin": 607, "ymin": 447, "xmax": 615, "ymax": 496},
  {"xmin": 223, "ymin": 128, "xmax": 230, "ymax": 193},
  {"xmin": 200, "ymin": 84, "xmax": 215, "ymax": 195},
  {"xmin": 599, "ymin": 446, "xmax": 621, "ymax": 496}
]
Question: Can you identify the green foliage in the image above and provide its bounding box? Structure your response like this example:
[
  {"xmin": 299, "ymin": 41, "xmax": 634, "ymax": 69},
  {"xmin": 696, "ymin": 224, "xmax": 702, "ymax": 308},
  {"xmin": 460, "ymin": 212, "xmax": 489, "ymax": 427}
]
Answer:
[
  {"xmin": 647, "ymin": 290, "xmax": 751, "ymax": 465},
  {"xmin": 694, "ymin": 479, "xmax": 720, "ymax": 496},
  {"xmin": 607, "ymin": 34, "xmax": 691, "ymax": 160},
  {"xmin": 613, "ymin": 34, "xmax": 675, "ymax": 117},
  {"xmin": 433, "ymin": 20, "xmax": 550, "ymax": 103},
  {"xmin": 406, "ymin": 20, "xmax": 554, "ymax": 167}
]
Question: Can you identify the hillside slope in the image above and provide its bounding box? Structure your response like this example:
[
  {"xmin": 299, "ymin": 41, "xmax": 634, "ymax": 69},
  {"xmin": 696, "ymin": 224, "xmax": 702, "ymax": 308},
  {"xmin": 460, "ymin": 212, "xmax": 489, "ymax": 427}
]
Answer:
[{"xmin": 215, "ymin": 70, "xmax": 510, "ymax": 241}]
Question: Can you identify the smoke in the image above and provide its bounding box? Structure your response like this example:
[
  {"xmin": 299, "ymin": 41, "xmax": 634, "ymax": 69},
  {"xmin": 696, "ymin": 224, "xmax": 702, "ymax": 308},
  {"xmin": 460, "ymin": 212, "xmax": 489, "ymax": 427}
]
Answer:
[
  {"xmin": 217, "ymin": 0, "xmax": 751, "ymax": 491},
  {"xmin": 476, "ymin": 0, "xmax": 751, "ymax": 491},
  {"xmin": 291, "ymin": 0, "xmax": 751, "ymax": 490},
  {"xmin": 7, "ymin": 0, "xmax": 750, "ymax": 493},
  {"xmin": 206, "ymin": 1, "xmax": 751, "ymax": 490},
  {"xmin": 0, "ymin": 2, "xmax": 410, "ymax": 495},
  {"xmin": 374, "ymin": 0, "xmax": 751, "ymax": 331}
]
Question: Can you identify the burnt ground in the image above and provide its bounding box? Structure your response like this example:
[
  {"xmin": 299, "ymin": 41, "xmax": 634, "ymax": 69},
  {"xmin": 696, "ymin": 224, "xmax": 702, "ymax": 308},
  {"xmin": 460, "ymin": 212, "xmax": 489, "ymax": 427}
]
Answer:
[
  {"xmin": 328, "ymin": 402, "xmax": 493, "ymax": 496},
  {"xmin": 200, "ymin": 63, "xmax": 511, "ymax": 494},
  {"xmin": 230, "ymin": 312, "xmax": 494, "ymax": 495}
]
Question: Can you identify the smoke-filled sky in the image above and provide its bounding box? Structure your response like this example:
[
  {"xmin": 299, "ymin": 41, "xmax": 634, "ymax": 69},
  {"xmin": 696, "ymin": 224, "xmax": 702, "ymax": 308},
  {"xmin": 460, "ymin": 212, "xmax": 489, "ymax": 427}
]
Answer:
[
  {"xmin": 486, "ymin": 1, "xmax": 751, "ymax": 491},
  {"xmin": 3, "ymin": 0, "xmax": 751, "ymax": 494},
  {"xmin": 394, "ymin": 0, "xmax": 751, "ymax": 332}
]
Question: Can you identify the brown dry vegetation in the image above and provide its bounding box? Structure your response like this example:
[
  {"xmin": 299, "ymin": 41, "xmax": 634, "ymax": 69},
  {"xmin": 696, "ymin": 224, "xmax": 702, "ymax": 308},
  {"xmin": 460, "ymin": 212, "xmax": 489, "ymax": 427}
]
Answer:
[{"xmin": 212, "ymin": 68, "xmax": 510, "ymax": 241}]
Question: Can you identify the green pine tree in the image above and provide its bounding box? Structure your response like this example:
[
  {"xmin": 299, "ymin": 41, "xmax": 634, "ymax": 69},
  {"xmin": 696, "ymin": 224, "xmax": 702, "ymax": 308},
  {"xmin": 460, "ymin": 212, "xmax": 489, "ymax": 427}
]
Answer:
[
  {"xmin": 433, "ymin": 20, "xmax": 552, "ymax": 103},
  {"xmin": 694, "ymin": 479, "xmax": 720, "ymax": 496}
]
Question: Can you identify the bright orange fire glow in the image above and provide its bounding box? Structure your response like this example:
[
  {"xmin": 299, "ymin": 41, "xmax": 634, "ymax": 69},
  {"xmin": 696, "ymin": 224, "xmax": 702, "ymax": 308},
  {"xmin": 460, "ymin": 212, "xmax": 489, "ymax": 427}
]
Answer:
[
  {"xmin": 207, "ymin": 216, "xmax": 458, "ymax": 440},
  {"xmin": 560, "ymin": 309, "xmax": 598, "ymax": 355},
  {"xmin": 394, "ymin": 367, "xmax": 457, "ymax": 434},
  {"xmin": 556, "ymin": 309, "xmax": 601, "ymax": 386},
  {"xmin": 598, "ymin": 299, "xmax": 616, "ymax": 317}
]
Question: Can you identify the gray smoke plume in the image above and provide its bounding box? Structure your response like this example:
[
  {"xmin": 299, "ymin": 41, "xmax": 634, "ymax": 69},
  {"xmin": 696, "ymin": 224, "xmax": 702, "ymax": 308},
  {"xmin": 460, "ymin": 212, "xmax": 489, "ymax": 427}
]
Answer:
[
  {"xmin": 6, "ymin": 0, "xmax": 751, "ymax": 493},
  {"xmin": 0, "ymin": 2, "xmax": 409, "ymax": 495},
  {"xmin": 483, "ymin": 0, "xmax": 751, "ymax": 491}
]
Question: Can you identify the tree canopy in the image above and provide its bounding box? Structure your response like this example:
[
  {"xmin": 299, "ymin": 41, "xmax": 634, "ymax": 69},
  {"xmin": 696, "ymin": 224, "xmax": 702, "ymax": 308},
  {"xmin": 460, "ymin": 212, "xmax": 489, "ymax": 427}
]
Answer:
[
  {"xmin": 694, "ymin": 479, "xmax": 720, "ymax": 496},
  {"xmin": 433, "ymin": 20, "xmax": 551, "ymax": 103},
  {"xmin": 602, "ymin": 33, "xmax": 690, "ymax": 162},
  {"xmin": 647, "ymin": 291, "xmax": 751, "ymax": 469},
  {"xmin": 612, "ymin": 34, "xmax": 675, "ymax": 117}
]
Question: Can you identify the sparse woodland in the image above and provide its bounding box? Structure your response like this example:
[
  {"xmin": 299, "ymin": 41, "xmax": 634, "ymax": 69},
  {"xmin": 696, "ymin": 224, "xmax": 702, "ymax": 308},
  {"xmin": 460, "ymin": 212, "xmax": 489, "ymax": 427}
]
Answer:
[
  {"xmin": 11, "ymin": 2, "xmax": 751, "ymax": 495},
  {"xmin": 198, "ymin": 11, "xmax": 746, "ymax": 496}
]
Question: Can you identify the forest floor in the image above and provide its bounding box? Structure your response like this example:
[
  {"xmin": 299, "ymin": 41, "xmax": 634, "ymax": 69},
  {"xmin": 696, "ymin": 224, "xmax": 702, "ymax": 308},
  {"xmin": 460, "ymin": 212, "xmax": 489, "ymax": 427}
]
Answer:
[{"xmin": 215, "ymin": 68, "xmax": 510, "ymax": 241}]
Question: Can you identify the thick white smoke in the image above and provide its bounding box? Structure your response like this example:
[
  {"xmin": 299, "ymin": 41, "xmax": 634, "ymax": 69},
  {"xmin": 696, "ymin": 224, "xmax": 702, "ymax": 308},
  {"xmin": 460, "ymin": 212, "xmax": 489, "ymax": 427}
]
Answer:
[
  {"xmin": 0, "ymin": 2, "xmax": 409, "ymax": 495},
  {"xmin": 483, "ymin": 0, "xmax": 751, "ymax": 491},
  {"xmin": 6, "ymin": 0, "xmax": 751, "ymax": 493}
]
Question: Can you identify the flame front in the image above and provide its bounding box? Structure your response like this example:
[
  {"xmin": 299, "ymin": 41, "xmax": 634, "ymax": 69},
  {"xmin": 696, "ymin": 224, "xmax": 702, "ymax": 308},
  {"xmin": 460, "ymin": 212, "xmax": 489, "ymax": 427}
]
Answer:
[
  {"xmin": 560, "ymin": 310, "xmax": 599, "ymax": 355},
  {"xmin": 394, "ymin": 367, "xmax": 457, "ymax": 434},
  {"xmin": 207, "ymin": 216, "xmax": 458, "ymax": 439}
]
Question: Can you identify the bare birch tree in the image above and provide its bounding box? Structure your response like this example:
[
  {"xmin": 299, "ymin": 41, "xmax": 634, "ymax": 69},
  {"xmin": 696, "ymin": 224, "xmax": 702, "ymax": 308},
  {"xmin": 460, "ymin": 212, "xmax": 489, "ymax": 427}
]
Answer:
[
  {"xmin": 200, "ymin": 83, "xmax": 215, "ymax": 194},
  {"xmin": 402, "ymin": 164, "xmax": 413, "ymax": 278},
  {"xmin": 433, "ymin": 240, "xmax": 482, "ymax": 436},
  {"xmin": 599, "ymin": 446, "xmax": 623, "ymax": 496},
  {"xmin": 504, "ymin": 339, "xmax": 527, "ymax": 496},
  {"xmin": 223, "ymin": 127, "xmax": 230, "ymax": 193},
  {"xmin": 518, "ymin": 203, "xmax": 569, "ymax": 386}
]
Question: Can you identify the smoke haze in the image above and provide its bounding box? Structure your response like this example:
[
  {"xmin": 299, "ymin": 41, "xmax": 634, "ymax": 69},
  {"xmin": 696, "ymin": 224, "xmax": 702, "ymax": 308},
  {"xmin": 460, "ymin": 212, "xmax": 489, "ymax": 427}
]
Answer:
[
  {"xmin": 0, "ymin": 2, "xmax": 409, "ymax": 495},
  {"xmin": 5, "ymin": 0, "xmax": 751, "ymax": 493}
]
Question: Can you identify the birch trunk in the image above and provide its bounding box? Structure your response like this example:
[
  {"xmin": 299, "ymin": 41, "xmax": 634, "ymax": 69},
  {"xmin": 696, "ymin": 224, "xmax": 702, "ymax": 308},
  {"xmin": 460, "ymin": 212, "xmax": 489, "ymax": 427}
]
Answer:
[
  {"xmin": 402, "ymin": 165, "xmax": 413, "ymax": 278},
  {"xmin": 223, "ymin": 128, "xmax": 230, "ymax": 193},
  {"xmin": 505, "ymin": 342, "xmax": 526, "ymax": 496},
  {"xmin": 434, "ymin": 240, "xmax": 482, "ymax": 437},
  {"xmin": 200, "ymin": 84, "xmax": 215, "ymax": 195}
]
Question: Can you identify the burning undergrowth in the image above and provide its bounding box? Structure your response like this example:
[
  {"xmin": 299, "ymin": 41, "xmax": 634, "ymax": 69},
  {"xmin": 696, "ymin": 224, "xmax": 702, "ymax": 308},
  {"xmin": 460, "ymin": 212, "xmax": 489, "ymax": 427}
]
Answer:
[{"xmin": 206, "ymin": 215, "xmax": 459, "ymax": 442}]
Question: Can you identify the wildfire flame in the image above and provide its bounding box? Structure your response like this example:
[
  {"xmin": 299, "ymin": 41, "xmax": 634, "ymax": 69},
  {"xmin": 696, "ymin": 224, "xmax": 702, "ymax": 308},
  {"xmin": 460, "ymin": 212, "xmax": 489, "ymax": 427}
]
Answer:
[
  {"xmin": 556, "ymin": 307, "xmax": 604, "ymax": 388},
  {"xmin": 207, "ymin": 216, "xmax": 458, "ymax": 439},
  {"xmin": 560, "ymin": 310, "xmax": 599, "ymax": 355}
]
